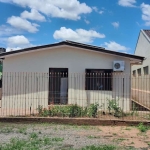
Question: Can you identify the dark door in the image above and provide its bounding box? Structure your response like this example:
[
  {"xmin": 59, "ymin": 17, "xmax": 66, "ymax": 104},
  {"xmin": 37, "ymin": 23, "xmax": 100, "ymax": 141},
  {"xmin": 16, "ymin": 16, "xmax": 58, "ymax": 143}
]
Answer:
[{"xmin": 49, "ymin": 68, "xmax": 68, "ymax": 104}]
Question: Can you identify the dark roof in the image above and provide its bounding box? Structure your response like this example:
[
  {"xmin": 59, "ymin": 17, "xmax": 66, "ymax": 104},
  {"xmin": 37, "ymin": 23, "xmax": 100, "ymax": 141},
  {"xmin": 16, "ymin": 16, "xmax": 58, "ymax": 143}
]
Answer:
[
  {"xmin": 143, "ymin": 30, "xmax": 150, "ymax": 39},
  {"xmin": 0, "ymin": 40, "xmax": 144, "ymax": 61}
]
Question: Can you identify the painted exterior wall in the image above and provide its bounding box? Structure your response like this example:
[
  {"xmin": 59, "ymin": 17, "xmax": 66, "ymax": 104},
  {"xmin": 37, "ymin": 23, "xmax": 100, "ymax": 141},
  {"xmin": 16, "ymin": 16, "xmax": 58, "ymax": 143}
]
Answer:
[
  {"xmin": 1, "ymin": 46, "xmax": 131, "ymax": 116},
  {"xmin": 132, "ymin": 31, "xmax": 150, "ymax": 75},
  {"xmin": 132, "ymin": 30, "xmax": 150, "ymax": 108}
]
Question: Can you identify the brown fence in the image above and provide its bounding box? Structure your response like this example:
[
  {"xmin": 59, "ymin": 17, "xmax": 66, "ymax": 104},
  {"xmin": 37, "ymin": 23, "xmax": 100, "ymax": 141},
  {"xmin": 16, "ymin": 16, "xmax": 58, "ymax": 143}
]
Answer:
[{"xmin": 0, "ymin": 72, "xmax": 150, "ymax": 121}]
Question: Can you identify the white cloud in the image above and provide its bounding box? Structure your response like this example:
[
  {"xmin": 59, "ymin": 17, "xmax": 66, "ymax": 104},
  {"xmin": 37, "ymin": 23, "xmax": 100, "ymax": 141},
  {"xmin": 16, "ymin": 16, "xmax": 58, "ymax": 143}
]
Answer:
[
  {"xmin": 6, "ymin": 35, "xmax": 34, "ymax": 51},
  {"xmin": 84, "ymin": 19, "xmax": 90, "ymax": 24},
  {"xmin": 3, "ymin": 0, "xmax": 92, "ymax": 21},
  {"xmin": 53, "ymin": 27, "xmax": 105, "ymax": 43},
  {"xmin": 141, "ymin": 3, "xmax": 150, "ymax": 26},
  {"xmin": 92, "ymin": 6, "xmax": 98, "ymax": 12},
  {"xmin": 7, "ymin": 35, "xmax": 30, "ymax": 47},
  {"xmin": 21, "ymin": 9, "xmax": 46, "ymax": 22},
  {"xmin": 0, "ymin": 25, "xmax": 22, "ymax": 36},
  {"xmin": 92, "ymin": 6, "xmax": 104, "ymax": 14},
  {"xmin": 99, "ymin": 11, "xmax": 104, "ymax": 14},
  {"xmin": 118, "ymin": 0, "xmax": 136, "ymax": 7},
  {"xmin": 103, "ymin": 41, "xmax": 130, "ymax": 51},
  {"xmin": 7, "ymin": 16, "xmax": 39, "ymax": 33},
  {"xmin": 6, "ymin": 47, "xmax": 21, "ymax": 52},
  {"xmin": 112, "ymin": 22, "xmax": 119, "ymax": 28}
]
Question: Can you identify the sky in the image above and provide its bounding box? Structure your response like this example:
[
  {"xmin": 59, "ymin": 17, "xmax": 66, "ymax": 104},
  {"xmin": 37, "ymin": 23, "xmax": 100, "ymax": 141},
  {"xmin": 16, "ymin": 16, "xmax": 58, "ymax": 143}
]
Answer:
[{"xmin": 0, "ymin": 0, "xmax": 150, "ymax": 54}]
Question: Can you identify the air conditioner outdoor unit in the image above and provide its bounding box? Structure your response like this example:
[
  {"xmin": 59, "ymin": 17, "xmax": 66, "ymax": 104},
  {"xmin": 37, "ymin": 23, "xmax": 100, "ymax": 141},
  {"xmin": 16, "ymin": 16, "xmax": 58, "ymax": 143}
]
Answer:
[{"xmin": 113, "ymin": 61, "xmax": 125, "ymax": 71}]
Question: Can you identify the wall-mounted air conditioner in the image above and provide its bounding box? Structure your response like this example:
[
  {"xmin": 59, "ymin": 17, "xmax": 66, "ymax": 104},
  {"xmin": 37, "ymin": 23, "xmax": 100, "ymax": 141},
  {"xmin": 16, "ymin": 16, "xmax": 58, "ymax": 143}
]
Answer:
[{"xmin": 113, "ymin": 61, "xmax": 125, "ymax": 71}]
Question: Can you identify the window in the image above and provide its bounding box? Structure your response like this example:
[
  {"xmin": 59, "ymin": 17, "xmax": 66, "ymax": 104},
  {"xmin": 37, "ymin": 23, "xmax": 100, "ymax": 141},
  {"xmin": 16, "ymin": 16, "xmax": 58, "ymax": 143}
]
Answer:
[
  {"xmin": 137, "ymin": 68, "xmax": 141, "ymax": 76},
  {"xmin": 133, "ymin": 70, "xmax": 136, "ymax": 77},
  {"xmin": 143, "ymin": 66, "xmax": 149, "ymax": 75},
  {"xmin": 49, "ymin": 68, "xmax": 68, "ymax": 105},
  {"xmin": 85, "ymin": 69, "xmax": 112, "ymax": 91}
]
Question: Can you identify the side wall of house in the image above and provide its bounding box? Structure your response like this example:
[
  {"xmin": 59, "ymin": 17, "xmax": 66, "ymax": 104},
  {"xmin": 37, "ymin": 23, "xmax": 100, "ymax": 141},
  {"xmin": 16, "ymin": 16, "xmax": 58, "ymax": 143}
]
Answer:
[
  {"xmin": 132, "ymin": 31, "xmax": 150, "ymax": 75},
  {"xmin": 132, "ymin": 31, "xmax": 150, "ymax": 108},
  {"xmin": 1, "ymin": 47, "xmax": 131, "ymax": 116}
]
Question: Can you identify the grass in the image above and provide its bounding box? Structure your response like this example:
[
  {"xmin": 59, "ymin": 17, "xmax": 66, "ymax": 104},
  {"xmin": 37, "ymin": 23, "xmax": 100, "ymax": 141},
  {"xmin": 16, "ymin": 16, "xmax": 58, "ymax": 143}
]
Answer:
[
  {"xmin": 113, "ymin": 138, "xmax": 126, "ymax": 143},
  {"xmin": 81, "ymin": 145, "xmax": 116, "ymax": 150},
  {"xmin": 137, "ymin": 123, "xmax": 149, "ymax": 133},
  {"xmin": 18, "ymin": 127, "xmax": 27, "ymax": 134},
  {"xmin": 87, "ymin": 135, "xmax": 101, "ymax": 139},
  {"xmin": 0, "ymin": 127, "xmax": 14, "ymax": 133},
  {"xmin": 0, "ymin": 122, "xmax": 146, "ymax": 150},
  {"xmin": 125, "ymin": 127, "xmax": 132, "ymax": 130},
  {"xmin": 0, "ymin": 135, "xmax": 64, "ymax": 150}
]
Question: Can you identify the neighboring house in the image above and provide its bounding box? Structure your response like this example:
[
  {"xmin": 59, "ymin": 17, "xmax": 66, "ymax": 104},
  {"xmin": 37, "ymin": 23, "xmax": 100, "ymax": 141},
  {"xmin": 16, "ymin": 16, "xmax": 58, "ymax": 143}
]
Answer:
[
  {"xmin": 132, "ymin": 30, "xmax": 150, "ymax": 109},
  {"xmin": 0, "ymin": 41, "xmax": 144, "ymax": 115},
  {"xmin": 132, "ymin": 30, "xmax": 150, "ymax": 76}
]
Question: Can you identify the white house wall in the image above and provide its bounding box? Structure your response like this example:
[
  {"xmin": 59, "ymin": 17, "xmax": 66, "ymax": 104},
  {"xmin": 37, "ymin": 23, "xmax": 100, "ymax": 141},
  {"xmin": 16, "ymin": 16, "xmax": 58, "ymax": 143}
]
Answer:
[
  {"xmin": 1, "ymin": 47, "xmax": 131, "ymax": 116},
  {"xmin": 132, "ymin": 31, "xmax": 150, "ymax": 75}
]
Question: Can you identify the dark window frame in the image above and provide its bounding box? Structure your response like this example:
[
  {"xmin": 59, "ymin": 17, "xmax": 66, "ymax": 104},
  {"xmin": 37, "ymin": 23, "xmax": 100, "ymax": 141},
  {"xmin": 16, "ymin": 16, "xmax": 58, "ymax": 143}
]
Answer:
[
  {"xmin": 133, "ymin": 70, "xmax": 136, "ymax": 77},
  {"xmin": 137, "ymin": 68, "xmax": 141, "ymax": 76},
  {"xmin": 49, "ymin": 68, "xmax": 68, "ymax": 105},
  {"xmin": 85, "ymin": 69, "xmax": 113, "ymax": 91},
  {"xmin": 143, "ymin": 66, "xmax": 149, "ymax": 75}
]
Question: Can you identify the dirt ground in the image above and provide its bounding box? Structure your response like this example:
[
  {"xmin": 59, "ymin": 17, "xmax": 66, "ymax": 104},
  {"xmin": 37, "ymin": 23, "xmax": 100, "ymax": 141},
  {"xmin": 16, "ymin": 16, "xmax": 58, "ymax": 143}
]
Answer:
[{"xmin": 0, "ymin": 122, "xmax": 150, "ymax": 149}]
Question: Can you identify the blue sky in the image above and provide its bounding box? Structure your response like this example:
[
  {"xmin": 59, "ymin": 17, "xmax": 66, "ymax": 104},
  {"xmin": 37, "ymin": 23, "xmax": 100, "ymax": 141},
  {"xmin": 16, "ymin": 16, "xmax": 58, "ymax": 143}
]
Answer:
[{"xmin": 0, "ymin": 0, "xmax": 150, "ymax": 54}]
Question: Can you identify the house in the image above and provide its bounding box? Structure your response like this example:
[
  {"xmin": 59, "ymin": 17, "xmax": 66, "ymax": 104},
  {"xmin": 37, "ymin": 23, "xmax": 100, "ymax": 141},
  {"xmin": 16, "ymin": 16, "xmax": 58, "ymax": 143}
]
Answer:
[
  {"xmin": 0, "ymin": 41, "xmax": 144, "ymax": 115},
  {"xmin": 132, "ymin": 30, "xmax": 150, "ymax": 76},
  {"xmin": 132, "ymin": 30, "xmax": 150, "ymax": 109}
]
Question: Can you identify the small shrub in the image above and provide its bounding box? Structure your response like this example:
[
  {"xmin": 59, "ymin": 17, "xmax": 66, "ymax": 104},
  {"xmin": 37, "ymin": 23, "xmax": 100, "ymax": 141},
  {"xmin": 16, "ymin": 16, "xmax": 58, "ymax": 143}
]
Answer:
[
  {"xmin": 107, "ymin": 99, "xmax": 124, "ymax": 118},
  {"xmin": 130, "ymin": 103, "xmax": 138, "ymax": 116},
  {"xmin": 37, "ymin": 103, "xmax": 101, "ymax": 118},
  {"xmin": 42, "ymin": 108, "xmax": 49, "ymax": 117},
  {"xmin": 69, "ymin": 104, "xmax": 82, "ymax": 117},
  {"xmin": 37, "ymin": 105, "xmax": 43, "ymax": 116},
  {"xmin": 138, "ymin": 123, "xmax": 149, "ymax": 132},
  {"xmin": 87, "ymin": 103, "xmax": 99, "ymax": 118}
]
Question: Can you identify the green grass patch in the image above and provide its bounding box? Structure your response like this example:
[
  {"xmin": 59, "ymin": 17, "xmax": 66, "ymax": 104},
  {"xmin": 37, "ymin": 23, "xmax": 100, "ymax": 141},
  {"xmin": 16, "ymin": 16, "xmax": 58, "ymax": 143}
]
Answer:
[
  {"xmin": 81, "ymin": 145, "xmax": 116, "ymax": 150},
  {"xmin": 137, "ymin": 123, "xmax": 149, "ymax": 133},
  {"xmin": 0, "ymin": 127, "xmax": 14, "ymax": 133},
  {"xmin": 0, "ymin": 134, "xmax": 64, "ymax": 150}
]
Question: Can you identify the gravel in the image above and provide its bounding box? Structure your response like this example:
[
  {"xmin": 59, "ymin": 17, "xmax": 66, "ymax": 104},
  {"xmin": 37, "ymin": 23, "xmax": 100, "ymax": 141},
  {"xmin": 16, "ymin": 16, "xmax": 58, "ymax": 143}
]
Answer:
[{"xmin": 0, "ymin": 123, "xmax": 112, "ymax": 149}]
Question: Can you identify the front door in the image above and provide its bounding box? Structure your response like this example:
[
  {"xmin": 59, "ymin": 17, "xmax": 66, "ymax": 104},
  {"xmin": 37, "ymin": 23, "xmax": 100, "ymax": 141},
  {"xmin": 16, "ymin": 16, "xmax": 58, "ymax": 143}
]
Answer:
[{"xmin": 49, "ymin": 68, "xmax": 68, "ymax": 105}]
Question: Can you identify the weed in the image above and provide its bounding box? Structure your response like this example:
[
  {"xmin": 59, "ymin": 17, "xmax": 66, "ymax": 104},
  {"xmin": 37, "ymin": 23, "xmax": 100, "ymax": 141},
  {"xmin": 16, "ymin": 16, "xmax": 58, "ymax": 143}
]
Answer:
[
  {"xmin": 113, "ymin": 138, "xmax": 126, "ymax": 143},
  {"xmin": 130, "ymin": 103, "xmax": 139, "ymax": 116},
  {"xmin": 30, "ymin": 132, "xmax": 38, "ymax": 139},
  {"xmin": 68, "ymin": 104, "xmax": 82, "ymax": 117},
  {"xmin": 107, "ymin": 99, "xmax": 124, "ymax": 118},
  {"xmin": 0, "ymin": 127, "xmax": 14, "ymax": 133},
  {"xmin": 0, "ymin": 135, "xmax": 64, "ymax": 150},
  {"xmin": 147, "ymin": 142, "xmax": 150, "ymax": 146},
  {"xmin": 37, "ymin": 104, "xmax": 100, "ymax": 118},
  {"xmin": 51, "ymin": 137, "xmax": 64, "ymax": 142},
  {"xmin": 87, "ymin": 103, "xmax": 99, "ymax": 118},
  {"xmin": 138, "ymin": 123, "xmax": 149, "ymax": 132},
  {"xmin": 81, "ymin": 145, "xmax": 116, "ymax": 150},
  {"xmin": 87, "ymin": 135, "xmax": 101, "ymax": 139},
  {"xmin": 125, "ymin": 127, "xmax": 131, "ymax": 130},
  {"xmin": 37, "ymin": 105, "xmax": 43, "ymax": 116},
  {"xmin": 18, "ymin": 127, "xmax": 27, "ymax": 134}
]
